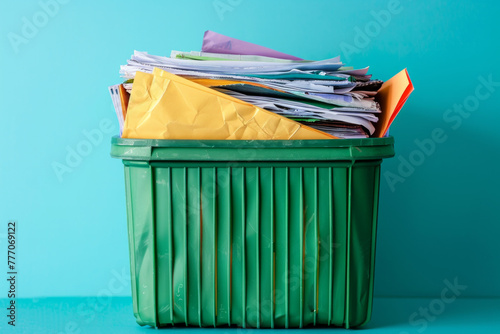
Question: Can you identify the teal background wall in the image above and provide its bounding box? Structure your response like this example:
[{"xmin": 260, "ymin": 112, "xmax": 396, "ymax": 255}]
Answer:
[{"xmin": 0, "ymin": 0, "xmax": 498, "ymax": 299}]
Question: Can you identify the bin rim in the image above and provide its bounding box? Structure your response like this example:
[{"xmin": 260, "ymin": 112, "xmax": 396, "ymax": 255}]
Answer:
[
  {"xmin": 111, "ymin": 135, "xmax": 393, "ymax": 148},
  {"xmin": 110, "ymin": 136, "xmax": 395, "ymax": 161}
]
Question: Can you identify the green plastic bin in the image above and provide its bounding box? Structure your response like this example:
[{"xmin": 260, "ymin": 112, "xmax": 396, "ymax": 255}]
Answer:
[{"xmin": 111, "ymin": 136, "xmax": 395, "ymax": 329}]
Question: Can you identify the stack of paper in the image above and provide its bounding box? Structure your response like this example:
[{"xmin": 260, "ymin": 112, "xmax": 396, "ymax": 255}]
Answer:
[{"xmin": 110, "ymin": 31, "xmax": 413, "ymax": 139}]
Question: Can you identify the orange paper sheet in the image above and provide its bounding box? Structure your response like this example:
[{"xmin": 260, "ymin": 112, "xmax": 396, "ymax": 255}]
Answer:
[
  {"xmin": 374, "ymin": 68, "xmax": 414, "ymax": 137},
  {"xmin": 122, "ymin": 68, "xmax": 335, "ymax": 140}
]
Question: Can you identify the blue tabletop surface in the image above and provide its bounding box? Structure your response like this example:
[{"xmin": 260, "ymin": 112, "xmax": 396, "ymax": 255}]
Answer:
[{"xmin": 0, "ymin": 297, "xmax": 499, "ymax": 333}]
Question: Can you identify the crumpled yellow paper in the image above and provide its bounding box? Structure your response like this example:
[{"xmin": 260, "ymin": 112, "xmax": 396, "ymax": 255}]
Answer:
[{"xmin": 122, "ymin": 68, "xmax": 335, "ymax": 140}]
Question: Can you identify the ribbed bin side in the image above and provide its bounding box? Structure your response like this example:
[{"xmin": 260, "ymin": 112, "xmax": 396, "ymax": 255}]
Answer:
[
  {"xmin": 346, "ymin": 162, "xmax": 381, "ymax": 327},
  {"xmin": 124, "ymin": 160, "xmax": 382, "ymax": 329}
]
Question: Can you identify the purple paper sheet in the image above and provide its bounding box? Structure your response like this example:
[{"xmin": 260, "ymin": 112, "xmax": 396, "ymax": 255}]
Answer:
[{"xmin": 201, "ymin": 30, "xmax": 303, "ymax": 61}]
